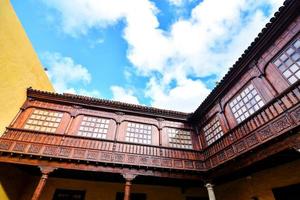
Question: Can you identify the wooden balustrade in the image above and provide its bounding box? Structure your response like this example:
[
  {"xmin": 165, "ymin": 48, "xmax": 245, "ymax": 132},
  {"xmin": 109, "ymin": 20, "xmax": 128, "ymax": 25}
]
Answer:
[
  {"xmin": 1, "ymin": 83, "xmax": 300, "ymax": 171},
  {"xmin": 203, "ymin": 82, "xmax": 300, "ymax": 168},
  {"xmin": 0, "ymin": 128, "xmax": 203, "ymax": 171}
]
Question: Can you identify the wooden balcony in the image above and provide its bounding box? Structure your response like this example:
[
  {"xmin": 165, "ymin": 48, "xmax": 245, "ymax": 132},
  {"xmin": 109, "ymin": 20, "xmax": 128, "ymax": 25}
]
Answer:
[
  {"xmin": 0, "ymin": 82, "xmax": 300, "ymax": 174},
  {"xmin": 203, "ymin": 81, "xmax": 300, "ymax": 169},
  {"xmin": 0, "ymin": 128, "xmax": 204, "ymax": 171}
]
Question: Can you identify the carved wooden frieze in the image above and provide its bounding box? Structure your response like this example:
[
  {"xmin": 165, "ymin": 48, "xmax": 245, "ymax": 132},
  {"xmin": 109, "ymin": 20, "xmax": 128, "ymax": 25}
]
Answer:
[
  {"xmin": 43, "ymin": 146, "xmax": 59, "ymax": 156},
  {"xmin": 0, "ymin": 140, "xmax": 13, "ymax": 150},
  {"xmin": 174, "ymin": 160, "xmax": 183, "ymax": 168},
  {"xmin": 100, "ymin": 152, "xmax": 112, "ymax": 161},
  {"xmin": 195, "ymin": 161, "xmax": 203, "ymax": 169},
  {"xmin": 87, "ymin": 150, "xmax": 99, "ymax": 160},
  {"xmin": 257, "ymin": 126, "xmax": 273, "ymax": 141},
  {"xmin": 151, "ymin": 158, "xmax": 160, "ymax": 166},
  {"xmin": 13, "ymin": 142, "xmax": 27, "ymax": 152},
  {"xmin": 59, "ymin": 147, "xmax": 72, "ymax": 157},
  {"xmin": 271, "ymin": 115, "xmax": 292, "ymax": 133},
  {"xmin": 28, "ymin": 144, "xmax": 42, "ymax": 154},
  {"xmin": 161, "ymin": 159, "xmax": 172, "ymax": 167},
  {"xmin": 139, "ymin": 156, "xmax": 149, "ymax": 164},
  {"xmin": 127, "ymin": 155, "xmax": 137, "ymax": 163},
  {"xmin": 205, "ymin": 160, "xmax": 212, "ymax": 169},
  {"xmin": 235, "ymin": 141, "xmax": 246, "ymax": 153},
  {"xmin": 245, "ymin": 134, "xmax": 259, "ymax": 147},
  {"xmin": 73, "ymin": 149, "xmax": 86, "ymax": 159},
  {"xmin": 225, "ymin": 146, "xmax": 235, "ymax": 158},
  {"xmin": 218, "ymin": 151, "xmax": 226, "ymax": 161},
  {"xmin": 184, "ymin": 160, "xmax": 194, "ymax": 169},
  {"xmin": 291, "ymin": 106, "xmax": 300, "ymax": 122},
  {"xmin": 113, "ymin": 153, "xmax": 125, "ymax": 162},
  {"xmin": 211, "ymin": 156, "xmax": 218, "ymax": 166}
]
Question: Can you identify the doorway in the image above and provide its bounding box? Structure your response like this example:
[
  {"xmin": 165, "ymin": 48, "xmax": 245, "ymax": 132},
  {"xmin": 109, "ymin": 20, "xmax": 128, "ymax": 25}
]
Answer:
[
  {"xmin": 52, "ymin": 189, "xmax": 86, "ymax": 200},
  {"xmin": 116, "ymin": 192, "xmax": 147, "ymax": 200},
  {"xmin": 272, "ymin": 183, "xmax": 300, "ymax": 200}
]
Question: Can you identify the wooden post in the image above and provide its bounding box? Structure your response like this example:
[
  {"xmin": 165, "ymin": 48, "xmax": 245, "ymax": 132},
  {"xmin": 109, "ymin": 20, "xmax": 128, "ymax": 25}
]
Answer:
[
  {"xmin": 115, "ymin": 112, "xmax": 125, "ymax": 141},
  {"xmin": 31, "ymin": 166, "xmax": 56, "ymax": 200},
  {"xmin": 122, "ymin": 174, "xmax": 136, "ymax": 200},
  {"xmin": 124, "ymin": 179, "xmax": 132, "ymax": 200},
  {"xmin": 156, "ymin": 118, "xmax": 164, "ymax": 146}
]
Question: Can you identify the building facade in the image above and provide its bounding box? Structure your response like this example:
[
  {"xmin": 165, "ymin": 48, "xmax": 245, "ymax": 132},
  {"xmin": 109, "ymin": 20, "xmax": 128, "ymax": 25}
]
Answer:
[
  {"xmin": 0, "ymin": 0, "xmax": 54, "ymax": 135},
  {"xmin": 0, "ymin": 0, "xmax": 300, "ymax": 200}
]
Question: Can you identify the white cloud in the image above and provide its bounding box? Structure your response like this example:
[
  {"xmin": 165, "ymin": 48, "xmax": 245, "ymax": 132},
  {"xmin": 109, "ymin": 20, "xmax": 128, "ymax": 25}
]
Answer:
[
  {"xmin": 167, "ymin": 0, "xmax": 185, "ymax": 7},
  {"xmin": 42, "ymin": 0, "xmax": 284, "ymax": 111},
  {"xmin": 110, "ymin": 86, "xmax": 140, "ymax": 104},
  {"xmin": 166, "ymin": 0, "xmax": 196, "ymax": 7},
  {"xmin": 43, "ymin": 52, "xmax": 101, "ymax": 97},
  {"xmin": 146, "ymin": 77, "xmax": 211, "ymax": 112}
]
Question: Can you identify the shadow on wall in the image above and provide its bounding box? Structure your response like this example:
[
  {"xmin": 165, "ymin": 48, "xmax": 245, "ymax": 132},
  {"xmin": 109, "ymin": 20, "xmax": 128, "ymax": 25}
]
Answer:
[{"xmin": 0, "ymin": 163, "xmax": 37, "ymax": 200}]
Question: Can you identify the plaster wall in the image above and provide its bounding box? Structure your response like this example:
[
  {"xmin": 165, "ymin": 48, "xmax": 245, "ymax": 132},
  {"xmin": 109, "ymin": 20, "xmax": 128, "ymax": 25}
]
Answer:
[
  {"xmin": 0, "ymin": 0, "xmax": 54, "ymax": 135},
  {"xmin": 38, "ymin": 178, "xmax": 206, "ymax": 200},
  {"xmin": 215, "ymin": 159, "xmax": 300, "ymax": 200}
]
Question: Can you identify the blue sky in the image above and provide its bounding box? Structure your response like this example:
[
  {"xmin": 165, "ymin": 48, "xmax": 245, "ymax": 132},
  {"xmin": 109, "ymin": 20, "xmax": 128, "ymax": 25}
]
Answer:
[{"xmin": 11, "ymin": 0, "xmax": 284, "ymax": 112}]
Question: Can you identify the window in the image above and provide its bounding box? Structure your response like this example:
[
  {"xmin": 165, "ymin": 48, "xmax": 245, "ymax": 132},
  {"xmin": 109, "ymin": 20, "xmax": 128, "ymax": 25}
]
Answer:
[
  {"xmin": 229, "ymin": 83, "xmax": 264, "ymax": 123},
  {"xmin": 203, "ymin": 116, "xmax": 224, "ymax": 145},
  {"xmin": 52, "ymin": 189, "xmax": 85, "ymax": 200},
  {"xmin": 167, "ymin": 128, "xmax": 193, "ymax": 149},
  {"xmin": 125, "ymin": 122, "xmax": 152, "ymax": 144},
  {"xmin": 24, "ymin": 109, "xmax": 63, "ymax": 133},
  {"xmin": 273, "ymin": 38, "xmax": 300, "ymax": 84},
  {"xmin": 77, "ymin": 116, "xmax": 109, "ymax": 139}
]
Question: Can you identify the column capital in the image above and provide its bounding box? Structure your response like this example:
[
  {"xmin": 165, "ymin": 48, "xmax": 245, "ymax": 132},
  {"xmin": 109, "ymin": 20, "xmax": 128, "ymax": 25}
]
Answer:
[
  {"xmin": 116, "ymin": 112, "xmax": 125, "ymax": 116},
  {"xmin": 122, "ymin": 173, "xmax": 137, "ymax": 182},
  {"xmin": 39, "ymin": 166, "xmax": 56, "ymax": 175},
  {"xmin": 205, "ymin": 183, "xmax": 214, "ymax": 188},
  {"xmin": 115, "ymin": 112, "xmax": 125, "ymax": 124},
  {"xmin": 156, "ymin": 117, "xmax": 164, "ymax": 122}
]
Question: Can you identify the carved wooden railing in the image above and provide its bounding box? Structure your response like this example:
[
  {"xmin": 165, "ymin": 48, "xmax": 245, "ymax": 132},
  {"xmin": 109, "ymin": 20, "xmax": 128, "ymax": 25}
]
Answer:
[
  {"xmin": 0, "ymin": 128, "xmax": 204, "ymax": 171},
  {"xmin": 203, "ymin": 81, "xmax": 300, "ymax": 169},
  {"xmin": 1, "ymin": 83, "xmax": 300, "ymax": 172}
]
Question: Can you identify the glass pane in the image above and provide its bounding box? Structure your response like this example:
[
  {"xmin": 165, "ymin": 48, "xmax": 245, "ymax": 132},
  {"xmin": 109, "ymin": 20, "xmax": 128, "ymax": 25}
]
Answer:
[
  {"xmin": 23, "ymin": 109, "xmax": 63, "ymax": 133},
  {"xmin": 229, "ymin": 83, "xmax": 264, "ymax": 124}
]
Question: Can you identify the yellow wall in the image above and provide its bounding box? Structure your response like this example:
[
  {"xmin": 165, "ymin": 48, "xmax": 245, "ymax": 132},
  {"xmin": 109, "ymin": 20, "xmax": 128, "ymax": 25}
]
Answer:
[
  {"xmin": 214, "ymin": 159, "xmax": 300, "ymax": 200},
  {"xmin": 0, "ymin": 160, "xmax": 299, "ymax": 200},
  {"xmin": 35, "ymin": 160, "xmax": 300, "ymax": 200},
  {"xmin": 36, "ymin": 178, "xmax": 206, "ymax": 200},
  {"xmin": 0, "ymin": 0, "xmax": 54, "ymax": 135},
  {"xmin": 0, "ymin": 164, "xmax": 33, "ymax": 200}
]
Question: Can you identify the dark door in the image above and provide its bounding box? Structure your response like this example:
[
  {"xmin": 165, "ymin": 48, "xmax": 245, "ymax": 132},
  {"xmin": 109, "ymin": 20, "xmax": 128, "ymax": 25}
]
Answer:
[
  {"xmin": 52, "ymin": 189, "xmax": 86, "ymax": 200},
  {"xmin": 273, "ymin": 183, "xmax": 300, "ymax": 200},
  {"xmin": 116, "ymin": 192, "xmax": 146, "ymax": 200}
]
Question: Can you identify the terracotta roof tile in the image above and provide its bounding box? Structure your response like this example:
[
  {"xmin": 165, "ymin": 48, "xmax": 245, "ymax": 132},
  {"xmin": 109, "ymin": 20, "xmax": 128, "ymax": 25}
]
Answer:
[{"xmin": 27, "ymin": 88, "xmax": 190, "ymax": 119}]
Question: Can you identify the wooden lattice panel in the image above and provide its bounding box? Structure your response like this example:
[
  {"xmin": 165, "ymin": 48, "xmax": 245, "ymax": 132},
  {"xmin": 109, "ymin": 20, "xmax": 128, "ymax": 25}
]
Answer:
[
  {"xmin": 24, "ymin": 109, "xmax": 63, "ymax": 133},
  {"xmin": 125, "ymin": 122, "xmax": 152, "ymax": 144},
  {"xmin": 167, "ymin": 128, "xmax": 192, "ymax": 149},
  {"xmin": 203, "ymin": 116, "xmax": 224, "ymax": 145},
  {"xmin": 77, "ymin": 116, "xmax": 110, "ymax": 139}
]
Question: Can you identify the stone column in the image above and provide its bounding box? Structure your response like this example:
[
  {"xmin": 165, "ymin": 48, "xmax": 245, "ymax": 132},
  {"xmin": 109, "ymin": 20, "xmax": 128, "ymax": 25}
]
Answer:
[
  {"xmin": 31, "ymin": 166, "xmax": 56, "ymax": 200},
  {"xmin": 205, "ymin": 183, "xmax": 216, "ymax": 200},
  {"xmin": 122, "ymin": 174, "xmax": 136, "ymax": 200}
]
